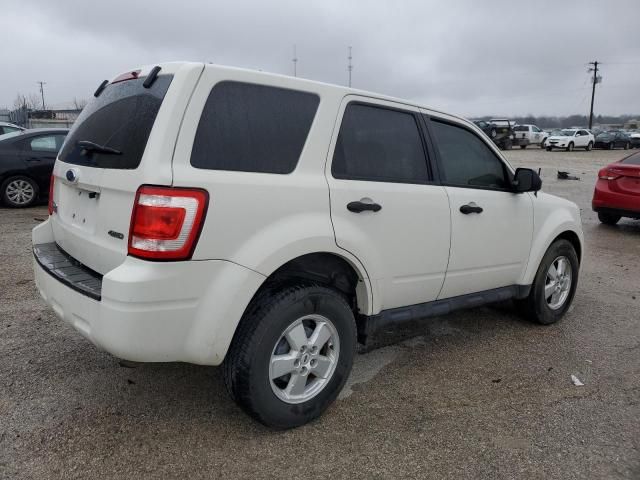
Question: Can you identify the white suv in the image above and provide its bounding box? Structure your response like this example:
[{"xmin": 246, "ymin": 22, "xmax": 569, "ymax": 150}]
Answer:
[{"xmin": 33, "ymin": 62, "xmax": 583, "ymax": 428}]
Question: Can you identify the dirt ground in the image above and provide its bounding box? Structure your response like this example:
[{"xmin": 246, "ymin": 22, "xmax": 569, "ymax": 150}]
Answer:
[{"xmin": 1, "ymin": 148, "xmax": 638, "ymax": 479}]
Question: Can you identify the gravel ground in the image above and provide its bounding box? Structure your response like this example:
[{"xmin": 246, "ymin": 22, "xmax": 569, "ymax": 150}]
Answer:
[{"xmin": 1, "ymin": 148, "xmax": 638, "ymax": 479}]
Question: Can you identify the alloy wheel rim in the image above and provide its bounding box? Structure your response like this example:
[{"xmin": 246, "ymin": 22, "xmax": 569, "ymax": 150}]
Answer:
[
  {"xmin": 6, "ymin": 180, "xmax": 35, "ymax": 205},
  {"xmin": 545, "ymin": 256, "xmax": 572, "ymax": 310},
  {"xmin": 269, "ymin": 314, "xmax": 340, "ymax": 404}
]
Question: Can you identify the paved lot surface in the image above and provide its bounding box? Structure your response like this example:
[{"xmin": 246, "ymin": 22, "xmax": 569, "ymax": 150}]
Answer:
[{"xmin": 1, "ymin": 148, "xmax": 638, "ymax": 479}]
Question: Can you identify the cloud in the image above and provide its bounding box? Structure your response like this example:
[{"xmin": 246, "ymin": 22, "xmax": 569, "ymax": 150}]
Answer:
[{"xmin": 2, "ymin": 0, "xmax": 638, "ymax": 116}]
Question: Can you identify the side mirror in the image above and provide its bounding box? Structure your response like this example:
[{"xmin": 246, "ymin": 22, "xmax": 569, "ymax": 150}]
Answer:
[{"xmin": 513, "ymin": 168, "xmax": 542, "ymax": 193}]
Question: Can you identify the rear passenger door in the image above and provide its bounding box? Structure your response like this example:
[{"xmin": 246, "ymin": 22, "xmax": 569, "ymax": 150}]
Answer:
[
  {"xmin": 425, "ymin": 115, "xmax": 533, "ymax": 299},
  {"xmin": 21, "ymin": 134, "xmax": 67, "ymax": 185},
  {"xmin": 326, "ymin": 98, "xmax": 451, "ymax": 311}
]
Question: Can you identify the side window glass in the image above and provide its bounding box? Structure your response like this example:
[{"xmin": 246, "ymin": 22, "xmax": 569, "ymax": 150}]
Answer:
[
  {"xmin": 332, "ymin": 103, "xmax": 429, "ymax": 184},
  {"xmin": 29, "ymin": 135, "xmax": 58, "ymax": 152},
  {"xmin": 430, "ymin": 120, "xmax": 510, "ymax": 190}
]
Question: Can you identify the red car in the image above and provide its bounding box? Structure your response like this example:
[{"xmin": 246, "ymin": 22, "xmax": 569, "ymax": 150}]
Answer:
[{"xmin": 592, "ymin": 151, "xmax": 640, "ymax": 225}]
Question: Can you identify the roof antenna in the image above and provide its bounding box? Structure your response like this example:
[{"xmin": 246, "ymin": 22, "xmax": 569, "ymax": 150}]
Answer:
[{"xmin": 347, "ymin": 46, "xmax": 353, "ymax": 87}]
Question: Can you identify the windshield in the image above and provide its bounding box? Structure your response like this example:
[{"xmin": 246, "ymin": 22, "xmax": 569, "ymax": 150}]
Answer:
[
  {"xmin": 559, "ymin": 129, "xmax": 576, "ymax": 136},
  {"xmin": 0, "ymin": 131, "xmax": 24, "ymax": 143},
  {"xmin": 59, "ymin": 74, "xmax": 173, "ymax": 169},
  {"xmin": 597, "ymin": 132, "xmax": 613, "ymax": 138}
]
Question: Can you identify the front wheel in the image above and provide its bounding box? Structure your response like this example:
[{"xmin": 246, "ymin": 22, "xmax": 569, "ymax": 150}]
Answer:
[
  {"xmin": 608, "ymin": 142, "xmax": 614, "ymax": 150},
  {"xmin": 516, "ymin": 239, "xmax": 579, "ymax": 325},
  {"xmin": 520, "ymin": 145, "xmax": 527, "ymax": 149},
  {"xmin": 624, "ymin": 142, "xmax": 630, "ymax": 150},
  {"xmin": 586, "ymin": 141, "xmax": 593, "ymax": 151},
  {"xmin": 566, "ymin": 142, "xmax": 574, "ymax": 152},
  {"xmin": 223, "ymin": 284, "xmax": 356, "ymax": 428}
]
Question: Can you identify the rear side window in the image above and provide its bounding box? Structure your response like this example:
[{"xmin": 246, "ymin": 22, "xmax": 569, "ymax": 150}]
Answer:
[
  {"xmin": 59, "ymin": 75, "xmax": 173, "ymax": 169},
  {"xmin": 513, "ymin": 126, "xmax": 528, "ymax": 132},
  {"xmin": 430, "ymin": 120, "xmax": 509, "ymax": 190},
  {"xmin": 29, "ymin": 135, "xmax": 66, "ymax": 152},
  {"xmin": 190, "ymin": 82, "xmax": 319, "ymax": 174},
  {"xmin": 332, "ymin": 103, "xmax": 429, "ymax": 184}
]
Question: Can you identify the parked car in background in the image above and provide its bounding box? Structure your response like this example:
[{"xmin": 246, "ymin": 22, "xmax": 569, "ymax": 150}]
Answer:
[
  {"xmin": 546, "ymin": 129, "xmax": 594, "ymax": 151},
  {"xmin": 513, "ymin": 124, "xmax": 549, "ymax": 149},
  {"xmin": 628, "ymin": 131, "xmax": 640, "ymax": 148},
  {"xmin": 0, "ymin": 122, "xmax": 25, "ymax": 135},
  {"xmin": 0, "ymin": 128, "xmax": 69, "ymax": 207},
  {"xmin": 473, "ymin": 119, "xmax": 524, "ymax": 150},
  {"xmin": 33, "ymin": 62, "xmax": 584, "ymax": 429},
  {"xmin": 594, "ymin": 130, "xmax": 631, "ymax": 150},
  {"xmin": 592, "ymin": 151, "xmax": 640, "ymax": 224}
]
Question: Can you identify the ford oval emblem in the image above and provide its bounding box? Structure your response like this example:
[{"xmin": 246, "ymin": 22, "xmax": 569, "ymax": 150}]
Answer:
[{"xmin": 65, "ymin": 168, "xmax": 79, "ymax": 184}]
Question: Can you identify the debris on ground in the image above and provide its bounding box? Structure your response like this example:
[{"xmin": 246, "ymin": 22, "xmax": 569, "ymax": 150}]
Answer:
[
  {"xmin": 558, "ymin": 171, "xmax": 580, "ymax": 180},
  {"xmin": 571, "ymin": 374, "xmax": 585, "ymax": 386}
]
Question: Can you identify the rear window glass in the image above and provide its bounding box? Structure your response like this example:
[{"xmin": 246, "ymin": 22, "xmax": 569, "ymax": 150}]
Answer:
[
  {"xmin": 59, "ymin": 75, "xmax": 173, "ymax": 169},
  {"xmin": 513, "ymin": 126, "xmax": 528, "ymax": 131},
  {"xmin": 190, "ymin": 82, "xmax": 319, "ymax": 174},
  {"xmin": 622, "ymin": 152, "xmax": 640, "ymax": 165}
]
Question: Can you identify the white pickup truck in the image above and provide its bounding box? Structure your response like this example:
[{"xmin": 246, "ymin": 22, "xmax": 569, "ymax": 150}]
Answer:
[{"xmin": 513, "ymin": 124, "xmax": 549, "ymax": 149}]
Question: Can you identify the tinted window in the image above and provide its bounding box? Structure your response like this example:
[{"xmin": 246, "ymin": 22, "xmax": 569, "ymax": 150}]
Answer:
[
  {"xmin": 29, "ymin": 135, "xmax": 66, "ymax": 152},
  {"xmin": 622, "ymin": 152, "xmax": 640, "ymax": 165},
  {"xmin": 59, "ymin": 75, "xmax": 173, "ymax": 169},
  {"xmin": 191, "ymin": 82, "xmax": 319, "ymax": 174},
  {"xmin": 430, "ymin": 120, "xmax": 509, "ymax": 189},
  {"xmin": 332, "ymin": 104, "xmax": 428, "ymax": 183},
  {"xmin": 514, "ymin": 126, "xmax": 528, "ymax": 132}
]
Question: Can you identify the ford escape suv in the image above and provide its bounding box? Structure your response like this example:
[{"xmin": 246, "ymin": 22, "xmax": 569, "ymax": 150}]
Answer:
[{"xmin": 33, "ymin": 62, "xmax": 583, "ymax": 428}]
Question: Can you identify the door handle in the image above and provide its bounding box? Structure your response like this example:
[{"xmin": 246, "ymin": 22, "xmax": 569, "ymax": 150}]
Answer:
[
  {"xmin": 459, "ymin": 202, "xmax": 483, "ymax": 214},
  {"xmin": 347, "ymin": 201, "xmax": 382, "ymax": 213}
]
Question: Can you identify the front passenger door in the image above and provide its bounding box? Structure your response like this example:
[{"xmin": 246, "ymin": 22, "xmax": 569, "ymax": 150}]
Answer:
[{"xmin": 426, "ymin": 117, "xmax": 533, "ymax": 299}]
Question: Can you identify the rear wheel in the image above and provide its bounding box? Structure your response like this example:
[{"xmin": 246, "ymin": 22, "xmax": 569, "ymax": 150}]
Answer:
[
  {"xmin": 540, "ymin": 138, "xmax": 547, "ymax": 149},
  {"xmin": 598, "ymin": 212, "xmax": 621, "ymax": 225},
  {"xmin": 608, "ymin": 142, "xmax": 614, "ymax": 150},
  {"xmin": 223, "ymin": 283, "xmax": 356, "ymax": 429},
  {"xmin": 1, "ymin": 176, "xmax": 39, "ymax": 208},
  {"xmin": 517, "ymin": 239, "xmax": 579, "ymax": 325},
  {"xmin": 520, "ymin": 145, "xmax": 527, "ymax": 149},
  {"xmin": 624, "ymin": 142, "xmax": 630, "ymax": 150},
  {"xmin": 586, "ymin": 141, "xmax": 593, "ymax": 151},
  {"xmin": 566, "ymin": 142, "xmax": 574, "ymax": 152}
]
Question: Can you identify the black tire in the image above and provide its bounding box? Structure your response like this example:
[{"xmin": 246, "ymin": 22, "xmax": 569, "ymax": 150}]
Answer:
[
  {"xmin": 586, "ymin": 141, "xmax": 593, "ymax": 151},
  {"xmin": 516, "ymin": 239, "xmax": 579, "ymax": 325},
  {"xmin": 520, "ymin": 145, "xmax": 527, "ymax": 149},
  {"xmin": 223, "ymin": 283, "xmax": 356, "ymax": 429},
  {"xmin": 502, "ymin": 139, "xmax": 512, "ymax": 150},
  {"xmin": 546, "ymin": 147, "xmax": 552, "ymax": 151},
  {"xmin": 1, "ymin": 175, "xmax": 39, "ymax": 208},
  {"xmin": 624, "ymin": 142, "xmax": 630, "ymax": 150},
  {"xmin": 566, "ymin": 142, "xmax": 574, "ymax": 152},
  {"xmin": 598, "ymin": 212, "xmax": 621, "ymax": 225},
  {"xmin": 608, "ymin": 142, "xmax": 614, "ymax": 150},
  {"xmin": 540, "ymin": 138, "xmax": 547, "ymax": 149}
]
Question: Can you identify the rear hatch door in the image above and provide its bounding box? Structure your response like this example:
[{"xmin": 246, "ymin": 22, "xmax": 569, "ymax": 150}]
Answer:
[{"xmin": 50, "ymin": 62, "xmax": 204, "ymax": 274}]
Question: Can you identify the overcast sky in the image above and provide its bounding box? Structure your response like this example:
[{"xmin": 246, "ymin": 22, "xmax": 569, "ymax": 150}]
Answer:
[{"xmin": 2, "ymin": 0, "xmax": 638, "ymax": 117}]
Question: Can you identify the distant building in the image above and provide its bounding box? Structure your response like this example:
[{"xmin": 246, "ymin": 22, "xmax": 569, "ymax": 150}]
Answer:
[
  {"xmin": 596, "ymin": 119, "xmax": 639, "ymax": 131},
  {"xmin": 8, "ymin": 107, "xmax": 81, "ymax": 129}
]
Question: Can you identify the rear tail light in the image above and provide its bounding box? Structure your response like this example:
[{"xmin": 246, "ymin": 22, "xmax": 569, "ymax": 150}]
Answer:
[
  {"xmin": 598, "ymin": 168, "xmax": 622, "ymax": 181},
  {"xmin": 48, "ymin": 174, "xmax": 55, "ymax": 215},
  {"xmin": 128, "ymin": 186, "xmax": 208, "ymax": 260}
]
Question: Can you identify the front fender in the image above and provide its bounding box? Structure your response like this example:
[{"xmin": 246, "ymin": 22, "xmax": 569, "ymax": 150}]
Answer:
[{"xmin": 519, "ymin": 194, "xmax": 584, "ymax": 285}]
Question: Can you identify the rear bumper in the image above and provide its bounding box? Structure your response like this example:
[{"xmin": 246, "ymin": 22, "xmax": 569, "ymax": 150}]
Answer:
[
  {"xmin": 33, "ymin": 219, "xmax": 265, "ymax": 366},
  {"xmin": 592, "ymin": 180, "xmax": 640, "ymax": 216}
]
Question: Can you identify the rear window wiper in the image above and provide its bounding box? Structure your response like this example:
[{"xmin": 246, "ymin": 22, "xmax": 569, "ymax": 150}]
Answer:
[{"xmin": 77, "ymin": 140, "xmax": 122, "ymax": 155}]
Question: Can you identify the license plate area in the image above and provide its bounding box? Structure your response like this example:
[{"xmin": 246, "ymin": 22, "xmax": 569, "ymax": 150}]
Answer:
[{"xmin": 58, "ymin": 184, "xmax": 100, "ymax": 233}]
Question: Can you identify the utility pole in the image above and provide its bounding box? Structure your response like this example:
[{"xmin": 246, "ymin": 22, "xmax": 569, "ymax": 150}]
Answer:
[
  {"xmin": 588, "ymin": 61, "xmax": 600, "ymax": 130},
  {"xmin": 37, "ymin": 81, "xmax": 46, "ymax": 110},
  {"xmin": 293, "ymin": 45, "xmax": 298, "ymax": 77},
  {"xmin": 347, "ymin": 46, "xmax": 353, "ymax": 87}
]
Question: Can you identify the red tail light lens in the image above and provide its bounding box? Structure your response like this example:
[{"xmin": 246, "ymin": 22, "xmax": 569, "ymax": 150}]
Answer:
[
  {"xmin": 128, "ymin": 186, "xmax": 208, "ymax": 260},
  {"xmin": 48, "ymin": 174, "xmax": 55, "ymax": 215},
  {"xmin": 598, "ymin": 168, "xmax": 622, "ymax": 181}
]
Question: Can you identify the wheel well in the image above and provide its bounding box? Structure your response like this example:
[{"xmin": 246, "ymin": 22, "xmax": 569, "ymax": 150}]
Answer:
[
  {"xmin": 258, "ymin": 252, "xmax": 364, "ymax": 313},
  {"xmin": 555, "ymin": 230, "xmax": 582, "ymax": 263}
]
